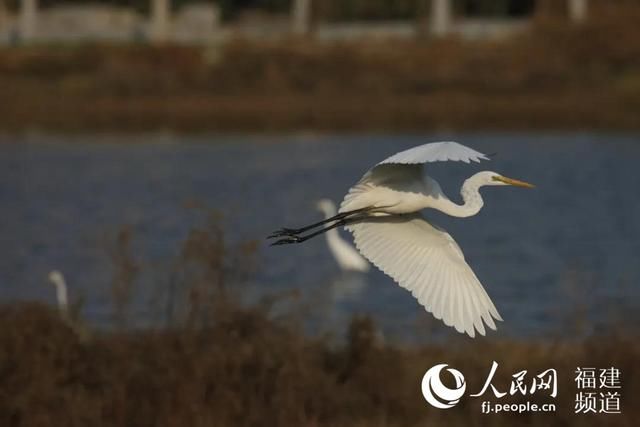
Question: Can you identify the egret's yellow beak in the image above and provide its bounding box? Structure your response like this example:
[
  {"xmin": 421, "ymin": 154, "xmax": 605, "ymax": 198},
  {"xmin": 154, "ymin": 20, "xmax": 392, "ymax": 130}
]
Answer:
[{"xmin": 493, "ymin": 175, "xmax": 535, "ymax": 188}]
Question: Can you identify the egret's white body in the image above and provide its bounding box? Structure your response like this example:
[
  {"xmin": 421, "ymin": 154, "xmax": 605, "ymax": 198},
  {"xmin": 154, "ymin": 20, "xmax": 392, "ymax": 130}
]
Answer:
[
  {"xmin": 270, "ymin": 141, "xmax": 533, "ymax": 338},
  {"xmin": 316, "ymin": 199, "xmax": 370, "ymax": 273}
]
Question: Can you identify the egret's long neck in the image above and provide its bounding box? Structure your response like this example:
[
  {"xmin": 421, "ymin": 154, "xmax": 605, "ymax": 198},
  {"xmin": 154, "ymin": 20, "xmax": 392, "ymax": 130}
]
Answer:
[
  {"xmin": 320, "ymin": 205, "xmax": 342, "ymax": 246},
  {"xmin": 437, "ymin": 175, "xmax": 485, "ymax": 218},
  {"xmin": 53, "ymin": 279, "xmax": 69, "ymax": 312}
]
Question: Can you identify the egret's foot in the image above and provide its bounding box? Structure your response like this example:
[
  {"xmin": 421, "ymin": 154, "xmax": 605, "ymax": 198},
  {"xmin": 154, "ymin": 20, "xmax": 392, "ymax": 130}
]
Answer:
[
  {"xmin": 267, "ymin": 228, "xmax": 300, "ymax": 239},
  {"xmin": 270, "ymin": 235, "xmax": 303, "ymax": 246}
]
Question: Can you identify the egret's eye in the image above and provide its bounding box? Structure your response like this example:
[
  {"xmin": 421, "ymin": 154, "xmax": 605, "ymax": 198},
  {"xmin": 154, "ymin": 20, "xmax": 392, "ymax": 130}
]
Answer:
[{"xmin": 491, "ymin": 175, "xmax": 501, "ymax": 181}]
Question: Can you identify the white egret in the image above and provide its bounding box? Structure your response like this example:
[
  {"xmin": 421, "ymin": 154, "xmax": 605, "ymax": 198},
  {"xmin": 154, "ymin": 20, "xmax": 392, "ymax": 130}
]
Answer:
[
  {"xmin": 47, "ymin": 270, "xmax": 90, "ymax": 341},
  {"xmin": 48, "ymin": 270, "xmax": 69, "ymax": 318},
  {"xmin": 269, "ymin": 141, "xmax": 534, "ymax": 337},
  {"xmin": 316, "ymin": 199, "xmax": 370, "ymax": 273}
]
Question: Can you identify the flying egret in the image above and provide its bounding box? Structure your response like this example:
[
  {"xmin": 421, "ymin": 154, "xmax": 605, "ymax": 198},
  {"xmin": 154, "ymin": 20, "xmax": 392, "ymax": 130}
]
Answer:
[
  {"xmin": 269, "ymin": 141, "xmax": 534, "ymax": 337},
  {"xmin": 316, "ymin": 198, "xmax": 370, "ymax": 273}
]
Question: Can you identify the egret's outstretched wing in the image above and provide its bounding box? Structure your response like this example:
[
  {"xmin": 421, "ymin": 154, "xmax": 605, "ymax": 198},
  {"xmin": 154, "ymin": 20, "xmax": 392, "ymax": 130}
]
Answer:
[
  {"xmin": 346, "ymin": 213, "xmax": 502, "ymax": 337},
  {"xmin": 378, "ymin": 141, "xmax": 489, "ymax": 166}
]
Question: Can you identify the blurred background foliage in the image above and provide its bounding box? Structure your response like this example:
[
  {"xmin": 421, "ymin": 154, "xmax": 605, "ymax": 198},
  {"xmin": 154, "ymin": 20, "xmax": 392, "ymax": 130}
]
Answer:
[{"xmin": 2, "ymin": 1, "xmax": 640, "ymax": 131}]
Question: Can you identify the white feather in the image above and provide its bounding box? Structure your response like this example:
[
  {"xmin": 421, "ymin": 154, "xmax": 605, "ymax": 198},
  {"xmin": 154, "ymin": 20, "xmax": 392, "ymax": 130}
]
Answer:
[
  {"xmin": 377, "ymin": 141, "xmax": 489, "ymax": 166},
  {"xmin": 346, "ymin": 214, "xmax": 501, "ymax": 338}
]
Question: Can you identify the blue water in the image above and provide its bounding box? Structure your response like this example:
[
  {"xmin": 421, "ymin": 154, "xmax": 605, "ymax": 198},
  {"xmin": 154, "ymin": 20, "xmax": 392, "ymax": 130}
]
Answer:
[{"xmin": 1, "ymin": 133, "xmax": 639, "ymax": 341}]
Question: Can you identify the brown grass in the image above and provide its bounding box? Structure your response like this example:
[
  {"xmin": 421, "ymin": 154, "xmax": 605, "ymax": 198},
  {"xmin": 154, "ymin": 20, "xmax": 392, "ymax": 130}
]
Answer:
[
  {"xmin": 0, "ymin": 304, "xmax": 637, "ymax": 427},
  {"xmin": 1, "ymin": 1, "xmax": 640, "ymax": 132},
  {"xmin": 0, "ymin": 218, "xmax": 638, "ymax": 426}
]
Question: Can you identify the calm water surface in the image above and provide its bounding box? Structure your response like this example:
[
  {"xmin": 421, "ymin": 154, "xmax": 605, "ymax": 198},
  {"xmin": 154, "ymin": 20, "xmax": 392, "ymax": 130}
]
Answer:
[{"xmin": 1, "ymin": 133, "xmax": 639, "ymax": 341}]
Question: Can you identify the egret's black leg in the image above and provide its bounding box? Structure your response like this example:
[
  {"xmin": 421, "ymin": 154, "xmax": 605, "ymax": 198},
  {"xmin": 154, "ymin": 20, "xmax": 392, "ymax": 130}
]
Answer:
[
  {"xmin": 270, "ymin": 215, "xmax": 365, "ymax": 246},
  {"xmin": 270, "ymin": 219, "xmax": 347, "ymax": 245},
  {"xmin": 267, "ymin": 207, "xmax": 370, "ymax": 239}
]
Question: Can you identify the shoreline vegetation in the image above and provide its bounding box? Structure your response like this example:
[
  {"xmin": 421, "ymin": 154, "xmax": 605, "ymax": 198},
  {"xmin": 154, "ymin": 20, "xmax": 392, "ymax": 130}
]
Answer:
[
  {"xmin": 2, "ymin": 5, "xmax": 640, "ymax": 134},
  {"xmin": 2, "ymin": 220, "xmax": 638, "ymax": 426},
  {"xmin": 1, "ymin": 302, "xmax": 638, "ymax": 427}
]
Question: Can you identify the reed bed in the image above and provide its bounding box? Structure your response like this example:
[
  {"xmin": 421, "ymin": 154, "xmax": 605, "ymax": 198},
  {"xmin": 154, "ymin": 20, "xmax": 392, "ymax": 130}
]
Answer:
[{"xmin": 1, "ymin": 2, "xmax": 640, "ymax": 132}]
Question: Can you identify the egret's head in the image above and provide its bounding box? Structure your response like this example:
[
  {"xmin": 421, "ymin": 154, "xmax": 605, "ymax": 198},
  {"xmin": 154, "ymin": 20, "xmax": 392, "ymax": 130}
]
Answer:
[
  {"xmin": 48, "ymin": 270, "xmax": 65, "ymax": 287},
  {"xmin": 476, "ymin": 171, "xmax": 535, "ymax": 188},
  {"xmin": 316, "ymin": 198, "xmax": 337, "ymax": 216}
]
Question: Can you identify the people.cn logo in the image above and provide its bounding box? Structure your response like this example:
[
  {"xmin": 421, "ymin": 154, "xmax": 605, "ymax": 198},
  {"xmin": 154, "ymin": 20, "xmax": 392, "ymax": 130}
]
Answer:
[{"xmin": 421, "ymin": 364, "xmax": 467, "ymax": 409}]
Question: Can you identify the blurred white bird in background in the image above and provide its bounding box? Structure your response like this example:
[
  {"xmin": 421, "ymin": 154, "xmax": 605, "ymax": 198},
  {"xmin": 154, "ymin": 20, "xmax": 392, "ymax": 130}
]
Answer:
[
  {"xmin": 316, "ymin": 198, "xmax": 370, "ymax": 273},
  {"xmin": 48, "ymin": 270, "xmax": 69, "ymax": 318},
  {"xmin": 269, "ymin": 141, "xmax": 534, "ymax": 338},
  {"xmin": 48, "ymin": 270, "xmax": 90, "ymax": 341}
]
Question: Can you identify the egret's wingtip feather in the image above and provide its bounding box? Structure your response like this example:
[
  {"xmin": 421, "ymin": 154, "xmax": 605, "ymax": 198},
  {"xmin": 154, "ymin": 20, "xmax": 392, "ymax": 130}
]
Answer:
[{"xmin": 485, "ymin": 316, "xmax": 498, "ymax": 331}]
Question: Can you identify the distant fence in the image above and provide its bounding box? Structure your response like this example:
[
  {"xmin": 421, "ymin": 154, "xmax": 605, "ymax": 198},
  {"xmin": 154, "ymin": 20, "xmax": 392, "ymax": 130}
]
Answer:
[
  {"xmin": 0, "ymin": 1, "xmax": 222, "ymax": 45},
  {"xmin": 0, "ymin": 0, "xmax": 589, "ymax": 45}
]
